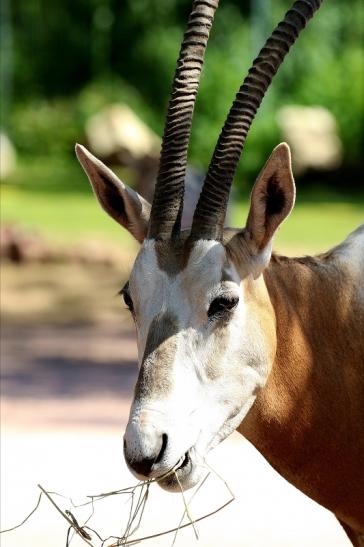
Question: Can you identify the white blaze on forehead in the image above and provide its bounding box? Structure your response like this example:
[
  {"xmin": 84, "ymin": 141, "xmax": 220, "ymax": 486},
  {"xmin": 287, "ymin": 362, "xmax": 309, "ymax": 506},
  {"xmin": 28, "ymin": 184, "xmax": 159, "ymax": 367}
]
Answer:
[
  {"xmin": 130, "ymin": 240, "xmax": 228, "ymax": 309},
  {"xmin": 125, "ymin": 238, "xmax": 271, "ymax": 482},
  {"xmin": 187, "ymin": 239, "xmax": 226, "ymax": 274},
  {"xmin": 126, "ymin": 239, "xmax": 241, "ymax": 466},
  {"xmin": 128, "ymin": 238, "xmax": 241, "ymax": 362}
]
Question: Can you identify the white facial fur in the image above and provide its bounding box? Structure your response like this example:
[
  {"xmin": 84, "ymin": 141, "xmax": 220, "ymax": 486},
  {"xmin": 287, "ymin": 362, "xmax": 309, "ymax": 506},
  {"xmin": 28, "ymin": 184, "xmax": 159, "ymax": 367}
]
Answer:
[
  {"xmin": 76, "ymin": 142, "xmax": 295, "ymax": 490},
  {"xmin": 123, "ymin": 238, "xmax": 274, "ymax": 491}
]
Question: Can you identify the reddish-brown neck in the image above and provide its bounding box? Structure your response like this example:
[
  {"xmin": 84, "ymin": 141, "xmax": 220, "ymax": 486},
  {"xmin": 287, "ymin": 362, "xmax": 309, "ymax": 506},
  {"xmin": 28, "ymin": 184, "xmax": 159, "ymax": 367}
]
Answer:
[{"xmin": 239, "ymin": 254, "xmax": 364, "ymax": 529}]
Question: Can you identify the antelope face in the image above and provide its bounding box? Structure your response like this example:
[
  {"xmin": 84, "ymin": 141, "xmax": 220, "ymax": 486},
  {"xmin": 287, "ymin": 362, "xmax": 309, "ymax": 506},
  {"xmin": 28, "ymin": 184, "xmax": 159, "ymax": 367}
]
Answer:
[
  {"xmin": 76, "ymin": 141, "xmax": 295, "ymax": 491},
  {"xmin": 76, "ymin": 0, "xmax": 319, "ymax": 491},
  {"xmin": 121, "ymin": 236, "xmax": 275, "ymax": 490}
]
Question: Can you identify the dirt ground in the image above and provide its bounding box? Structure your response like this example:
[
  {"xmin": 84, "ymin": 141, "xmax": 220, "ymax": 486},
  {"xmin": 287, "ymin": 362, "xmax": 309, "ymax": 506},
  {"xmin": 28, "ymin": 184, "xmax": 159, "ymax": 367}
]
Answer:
[{"xmin": 1, "ymin": 262, "xmax": 351, "ymax": 546}]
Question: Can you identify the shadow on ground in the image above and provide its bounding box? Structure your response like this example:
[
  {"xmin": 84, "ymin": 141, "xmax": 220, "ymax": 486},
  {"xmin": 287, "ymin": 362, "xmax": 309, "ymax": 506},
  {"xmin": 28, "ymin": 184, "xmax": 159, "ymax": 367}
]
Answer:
[{"xmin": 1, "ymin": 324, "xmax": 138, "ymax": 400}]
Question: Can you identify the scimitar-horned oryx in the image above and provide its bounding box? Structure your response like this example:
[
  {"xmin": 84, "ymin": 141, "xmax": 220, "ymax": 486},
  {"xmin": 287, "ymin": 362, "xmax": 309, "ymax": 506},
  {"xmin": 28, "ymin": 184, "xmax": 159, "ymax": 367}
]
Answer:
[{"xmin": 75, "ymin": 0, "xmax": 364, "ymax": 543}]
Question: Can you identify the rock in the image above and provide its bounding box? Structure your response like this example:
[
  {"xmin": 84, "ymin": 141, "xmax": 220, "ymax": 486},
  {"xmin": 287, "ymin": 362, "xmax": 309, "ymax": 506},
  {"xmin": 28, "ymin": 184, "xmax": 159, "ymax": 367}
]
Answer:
[
  {"xmin": 0, "ymin": 224, "xmax": 54, "ymax": 263},
  {"xmin": 277, "ymin": 106, "xmax": 342, "ymax": 174},
  {"xmin": 0, "ymin": 133, "xmax": 16, "ymax": 179},
  {"xmin": 85, "ymin": 104, "xmax": 160, "ymax": 162},
  {"xmin": 0, "ymin": 223, "xmax": 132, "ymax": 267}
]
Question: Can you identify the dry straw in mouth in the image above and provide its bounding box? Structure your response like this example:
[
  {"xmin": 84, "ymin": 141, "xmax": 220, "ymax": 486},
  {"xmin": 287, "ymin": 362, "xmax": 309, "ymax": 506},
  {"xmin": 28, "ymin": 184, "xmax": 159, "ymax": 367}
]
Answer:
[{"xmin": 1, "ymin": 458, "xmax": 235, "ymax": 547}]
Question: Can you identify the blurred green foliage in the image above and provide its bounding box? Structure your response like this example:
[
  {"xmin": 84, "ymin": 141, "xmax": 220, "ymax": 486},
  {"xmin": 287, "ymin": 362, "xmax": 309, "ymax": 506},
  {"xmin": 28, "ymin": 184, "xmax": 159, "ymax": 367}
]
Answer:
[{"xmin": 2, "ymin": 0, "xmax": 364, "ymax": 189}]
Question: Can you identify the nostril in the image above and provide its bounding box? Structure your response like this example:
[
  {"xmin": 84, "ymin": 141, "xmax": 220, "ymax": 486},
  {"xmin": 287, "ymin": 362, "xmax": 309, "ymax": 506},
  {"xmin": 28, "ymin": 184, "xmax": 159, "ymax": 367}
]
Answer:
[
  {"xmin": 124, "ymin": 431, "xmax": 168, "ymax": 478},
  {"xmin": 128, "ymin": 457, "xmax": 155, "ymax": 477},
  {"xmin": 155, "ymin": 433, "xmax": 168, "ymax": 464}
]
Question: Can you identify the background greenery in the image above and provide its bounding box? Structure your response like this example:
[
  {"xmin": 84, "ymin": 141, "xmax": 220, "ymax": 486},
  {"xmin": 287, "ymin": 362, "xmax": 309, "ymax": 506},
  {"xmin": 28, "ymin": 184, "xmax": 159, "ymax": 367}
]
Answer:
[{"xmin": 1, "ymin": 0, "xmax": 363, "ymax": 253}]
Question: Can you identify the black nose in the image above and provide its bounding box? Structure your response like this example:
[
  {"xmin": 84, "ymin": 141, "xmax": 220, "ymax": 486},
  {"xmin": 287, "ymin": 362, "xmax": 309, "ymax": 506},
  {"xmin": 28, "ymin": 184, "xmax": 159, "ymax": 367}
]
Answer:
[{"xmin": 124, "ymin": 433, "xmax": 168, "ymax": 478}]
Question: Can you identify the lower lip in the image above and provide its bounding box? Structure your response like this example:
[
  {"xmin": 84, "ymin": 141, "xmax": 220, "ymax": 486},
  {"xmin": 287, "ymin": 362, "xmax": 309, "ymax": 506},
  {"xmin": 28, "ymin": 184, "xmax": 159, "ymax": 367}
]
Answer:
[
  {"xmin": 157, "ymin": 451, "xmax": 192, "ymax": 488},
  {"xmin": 172, "ymin": 451, "xmax": 193, "ymax": 483},
  {"xmin": 176, "ymin": 451, "xmax": 190, "ymax": 472}
]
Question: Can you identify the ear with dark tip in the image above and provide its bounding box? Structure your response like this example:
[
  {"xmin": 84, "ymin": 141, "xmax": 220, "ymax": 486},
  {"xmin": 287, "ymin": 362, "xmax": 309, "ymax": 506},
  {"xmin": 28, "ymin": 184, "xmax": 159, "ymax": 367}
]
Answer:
[
  {"xmin": 245, "ymin": 142, "xmax": 296, "ymax": 255},
  {"xmin": 75, "ymin": 144, "xmax": 151, "ymax": 243}
]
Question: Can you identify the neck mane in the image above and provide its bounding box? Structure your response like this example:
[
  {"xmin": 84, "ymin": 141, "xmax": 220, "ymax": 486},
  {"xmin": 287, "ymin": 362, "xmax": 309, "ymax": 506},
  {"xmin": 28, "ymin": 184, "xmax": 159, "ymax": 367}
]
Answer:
[{"xmin": 239, "ymin": 250, "xmax": 364, "ymax": 530}]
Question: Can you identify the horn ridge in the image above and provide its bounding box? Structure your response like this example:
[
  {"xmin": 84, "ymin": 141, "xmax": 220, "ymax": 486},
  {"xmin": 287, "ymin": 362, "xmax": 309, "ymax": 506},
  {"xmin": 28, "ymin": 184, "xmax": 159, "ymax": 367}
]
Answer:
[
  {"xmin": 148, "ymin": 0, "xmax": 219, "ymax": 241},
  {"xmin": 190, "ymin": 0, "xmax": 323, "ymax": 241}
]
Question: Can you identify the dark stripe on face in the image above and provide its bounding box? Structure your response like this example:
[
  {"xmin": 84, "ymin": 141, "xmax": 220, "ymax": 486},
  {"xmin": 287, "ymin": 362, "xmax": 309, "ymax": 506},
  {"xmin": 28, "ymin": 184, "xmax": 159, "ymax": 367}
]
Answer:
[
  {"xmin": 135, "ymin": 312, "xmax": 179, "ymax": 400},
  {"xmin": 221, "ymin": 262, "xmax": 235, "ymax": 283},
  {"xmin": 154, "ymin": 233, "xmax": 194, "ymax": 276}
]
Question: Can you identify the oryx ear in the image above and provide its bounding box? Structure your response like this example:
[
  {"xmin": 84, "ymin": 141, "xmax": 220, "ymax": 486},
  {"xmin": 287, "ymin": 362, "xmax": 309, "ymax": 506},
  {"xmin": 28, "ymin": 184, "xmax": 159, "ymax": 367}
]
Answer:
[
  {"xmin": 75, "ymin": 144, "xmax": 151, "ymax": 243},
  {"xmin": 245, "ymin": 143, "xmax": 295, "ymax": 256}
]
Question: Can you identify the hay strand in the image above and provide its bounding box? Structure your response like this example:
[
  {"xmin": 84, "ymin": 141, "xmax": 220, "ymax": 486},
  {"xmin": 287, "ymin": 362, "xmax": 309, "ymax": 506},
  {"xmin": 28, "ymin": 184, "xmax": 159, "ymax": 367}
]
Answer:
[
  {"xmin": 38, "ymin": 485, "xmax": 95, "ymax": 546},
  {"xmin": 0, "ymin": 491, "xmax": 43, "ymax": 533},
  {"xmin": 174, "ymin": 471, "xmax": 199, "ymax": 541},
  {"xmin": 1, "ymin": 458, "xmax": 235, "ymax": 547}
]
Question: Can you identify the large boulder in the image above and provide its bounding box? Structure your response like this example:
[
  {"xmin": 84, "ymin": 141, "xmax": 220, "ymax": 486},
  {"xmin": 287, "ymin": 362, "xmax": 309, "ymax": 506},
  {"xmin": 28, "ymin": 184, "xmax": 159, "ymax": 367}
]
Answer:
[
  {"xmin": 0, "ymin": 133, "xmax": 16, "ymax": 179},
  {"xmin": 277, "ymin": 106, "xmax": 342, "ymax": 174},
  {"xmin": 85, "ymin": 104, "xmax": 160, "ymax": 163}
]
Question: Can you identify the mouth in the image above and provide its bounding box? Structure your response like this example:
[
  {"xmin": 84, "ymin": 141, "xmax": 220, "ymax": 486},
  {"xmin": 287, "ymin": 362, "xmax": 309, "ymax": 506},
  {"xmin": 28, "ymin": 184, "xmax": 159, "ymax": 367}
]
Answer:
[
  {"xmin": 175, "ymin": 451, "xmax": 191, "ymax": 474},
  {"xmin": 157, "ymin": 450, "xmax": 199, "ymax": 492}
]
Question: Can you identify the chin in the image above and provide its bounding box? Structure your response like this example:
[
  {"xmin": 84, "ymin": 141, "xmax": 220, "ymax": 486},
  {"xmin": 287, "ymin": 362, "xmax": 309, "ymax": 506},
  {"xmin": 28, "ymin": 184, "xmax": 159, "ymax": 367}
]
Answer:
[{"xmin": 157, "ymin": 451, "xmax": 203, "ymax": 492}]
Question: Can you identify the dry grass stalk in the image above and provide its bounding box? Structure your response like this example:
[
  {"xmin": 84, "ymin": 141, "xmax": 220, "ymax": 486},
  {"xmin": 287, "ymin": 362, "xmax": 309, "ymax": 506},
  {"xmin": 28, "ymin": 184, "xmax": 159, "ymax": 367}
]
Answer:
[
  {"xmin": 1, "ymin": 458, "xmax": 235, "ymax": 547},
  {"xmin": 174, "ymin": 471, "xmax": 199, "ymax": 541},
  {"xmin": 171, "ymin": 472, "xmax": 210, "ymax": 547}
]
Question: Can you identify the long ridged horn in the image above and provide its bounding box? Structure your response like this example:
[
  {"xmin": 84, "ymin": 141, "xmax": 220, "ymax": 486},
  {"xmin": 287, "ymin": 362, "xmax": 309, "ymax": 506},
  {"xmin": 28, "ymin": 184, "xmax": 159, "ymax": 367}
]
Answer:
[
  {"xmin": 148, "ymin": 0, "xmax": 219, "ymax": 240},
  {"xmin": 191, "ymin": 0, "xmax": 323, "ymax": 241}
]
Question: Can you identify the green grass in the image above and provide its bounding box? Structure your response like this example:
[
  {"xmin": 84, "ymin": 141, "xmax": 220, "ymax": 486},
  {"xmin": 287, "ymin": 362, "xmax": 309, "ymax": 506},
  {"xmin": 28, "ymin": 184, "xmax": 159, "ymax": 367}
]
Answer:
[
  {"xmin": 1, "ymin": 155, "xmax": 138, "ymax": 251},
  {"xmin": 2, "ymin": 155, "xmax": 363, "ymax": 256},
  {"xmin": 2, "ymin": 186, "xmax": 136, "ymax": 246},
  {"xmin": 232, "ymin": 197, "xmax": 364, "ymax": 255}
]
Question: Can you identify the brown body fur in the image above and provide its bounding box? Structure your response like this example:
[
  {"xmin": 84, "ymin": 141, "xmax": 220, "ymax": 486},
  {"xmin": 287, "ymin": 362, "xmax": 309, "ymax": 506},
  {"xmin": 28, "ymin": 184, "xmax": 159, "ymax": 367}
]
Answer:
[
  {"xmin": 239, "ymin": 251, "xmax": 364, "ymax": 535},
  {"xmin": 77, "ymin": 142, "xmax": 363, "ymax": 542}
]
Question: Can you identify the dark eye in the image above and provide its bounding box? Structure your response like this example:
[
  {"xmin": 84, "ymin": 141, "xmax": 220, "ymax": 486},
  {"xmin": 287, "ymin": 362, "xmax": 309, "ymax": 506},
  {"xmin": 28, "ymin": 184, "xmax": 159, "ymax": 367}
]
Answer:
[
  {"xmin": 207, "ymin": 296, "xmax": 239, "ymax": 319},
  {"xmin": 122, "ymin": 291, "xmax": 134, "ymax": 313}
]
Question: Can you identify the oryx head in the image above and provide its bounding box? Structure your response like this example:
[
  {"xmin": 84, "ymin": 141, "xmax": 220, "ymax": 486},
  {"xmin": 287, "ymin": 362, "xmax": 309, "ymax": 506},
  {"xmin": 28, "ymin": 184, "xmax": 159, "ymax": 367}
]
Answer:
[{"xmin": 76, "ymin": 0, "xmax": 322, "ymax": 490}]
